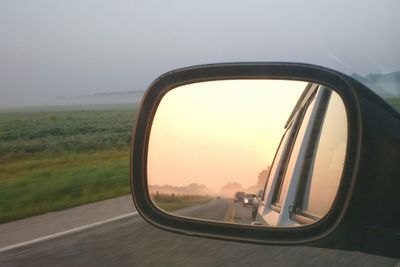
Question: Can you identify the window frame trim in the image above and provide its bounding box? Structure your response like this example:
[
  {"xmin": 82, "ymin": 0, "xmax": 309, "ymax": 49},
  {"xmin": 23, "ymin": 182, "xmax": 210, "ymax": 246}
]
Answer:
[
  {"xmin": 291, "ymin": 87, "xmax": 332, "ymax": 221},
  {"xmin": 270, "ymin": 86, "xmax": 319, "ymax": 207}
]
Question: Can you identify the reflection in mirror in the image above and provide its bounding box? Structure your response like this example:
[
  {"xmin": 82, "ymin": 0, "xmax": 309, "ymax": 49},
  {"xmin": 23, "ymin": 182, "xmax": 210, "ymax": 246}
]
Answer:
[{"xmin": 147, "ymin": 80, "xmax": 347, "ymax": 228}]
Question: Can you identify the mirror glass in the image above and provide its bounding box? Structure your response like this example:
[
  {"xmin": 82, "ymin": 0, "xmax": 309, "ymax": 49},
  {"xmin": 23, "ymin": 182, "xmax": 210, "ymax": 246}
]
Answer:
[{"xmin": 147, "ymin": 79, "xmax": 347, "ymax": 228}]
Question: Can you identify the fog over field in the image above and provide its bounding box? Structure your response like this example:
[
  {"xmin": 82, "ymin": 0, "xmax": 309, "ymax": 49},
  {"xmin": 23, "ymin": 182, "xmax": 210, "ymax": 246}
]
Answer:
[
  {"xmin": 55, "ymin": 90, "xmax": 145, "ymax": 106},
  {"xmin": 1, "ymin": 72, "xmax": 398, "ymax": 111}
]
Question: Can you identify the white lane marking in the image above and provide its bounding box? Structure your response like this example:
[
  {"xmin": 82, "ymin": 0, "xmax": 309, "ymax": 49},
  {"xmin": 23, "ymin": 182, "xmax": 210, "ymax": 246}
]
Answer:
[{"xmin": 0, "ymin": 211, "xmax": 138, "ymax": 253}]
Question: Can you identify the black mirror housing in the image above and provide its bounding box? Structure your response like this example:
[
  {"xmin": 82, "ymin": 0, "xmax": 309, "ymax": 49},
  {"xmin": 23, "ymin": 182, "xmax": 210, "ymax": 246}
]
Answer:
[{"xmin": 130, "ymin": 62, "xmax": 400, "ymax": 258}]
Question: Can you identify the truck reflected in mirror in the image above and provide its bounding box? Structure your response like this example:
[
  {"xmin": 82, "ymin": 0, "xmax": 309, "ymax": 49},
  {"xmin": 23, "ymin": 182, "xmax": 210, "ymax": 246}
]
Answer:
[{"xmin": 147, "ymin": 79, "xmax": 348, "ymax": 228}]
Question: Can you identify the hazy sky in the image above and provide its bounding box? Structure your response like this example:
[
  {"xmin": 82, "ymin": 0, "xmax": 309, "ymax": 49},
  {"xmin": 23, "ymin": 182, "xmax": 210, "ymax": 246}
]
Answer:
[
  {"xmin": 0, "ymin": 0, "xmax": 399, "ymax": 108},
  {"xmin": 147, "ymin": 80, "xmax": 305, "ymax": 191}
]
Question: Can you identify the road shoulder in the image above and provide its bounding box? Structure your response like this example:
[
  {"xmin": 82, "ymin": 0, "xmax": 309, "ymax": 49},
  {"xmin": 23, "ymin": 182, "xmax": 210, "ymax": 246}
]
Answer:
[{"xmin": 0, "ymin": 195, "xmax": 136, "ymax": 249}]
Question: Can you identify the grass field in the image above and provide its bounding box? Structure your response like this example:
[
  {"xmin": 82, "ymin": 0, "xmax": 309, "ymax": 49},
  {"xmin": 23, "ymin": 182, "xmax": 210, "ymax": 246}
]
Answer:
[
  {"xmin": 0, "ymin": 105, "xmax": 136, "ymax": 223},
  {"xmin": 0, "ymin": 105, "xmax": 136, "ymax": 161},
  {"xmin": 151, "ymin": 193, "xmax": 212, "ymax": 212}
]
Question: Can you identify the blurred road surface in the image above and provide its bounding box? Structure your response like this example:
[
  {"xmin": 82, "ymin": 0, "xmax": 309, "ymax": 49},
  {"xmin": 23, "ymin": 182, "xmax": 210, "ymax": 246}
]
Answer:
[{"xmin": 0, "ymin": 196, "xmax": 398, "ymax": 267}]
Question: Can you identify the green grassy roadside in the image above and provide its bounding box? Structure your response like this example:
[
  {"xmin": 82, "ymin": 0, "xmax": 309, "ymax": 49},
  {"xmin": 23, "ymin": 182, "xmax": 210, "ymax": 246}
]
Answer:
[
  {"xmin": 0, "ymin": 105, "xmax": 136, "ymax": 223},
  {"xmin": 0, "ymin": 149, "xmax": 130, "ymax": 223},
  {"xmin": 151, "ymin": 193, "xmax": 212, "ymax": 212}
]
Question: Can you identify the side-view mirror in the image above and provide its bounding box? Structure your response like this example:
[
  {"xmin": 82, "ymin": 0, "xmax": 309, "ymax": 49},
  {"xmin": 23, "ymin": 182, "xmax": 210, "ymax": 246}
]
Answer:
[{"xmin": 131, "ymin": 63, "xmax": 400, "ymax": 258}]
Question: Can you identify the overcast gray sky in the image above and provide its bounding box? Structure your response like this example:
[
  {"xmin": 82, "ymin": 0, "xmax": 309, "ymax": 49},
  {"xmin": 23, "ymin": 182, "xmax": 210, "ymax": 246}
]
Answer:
[{"xmin": 0, "ymin": 0, "xmax": 399, "ymax": 108}]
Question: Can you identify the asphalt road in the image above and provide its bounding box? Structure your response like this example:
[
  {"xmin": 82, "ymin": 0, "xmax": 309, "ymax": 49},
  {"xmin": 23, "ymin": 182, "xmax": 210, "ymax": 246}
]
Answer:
[
  {"xmin": 173, "ymin": 197, "xmax": 255, "ymax": 225},
  {"xmin": 174, "ymin": 198, "xmax": 232, "ymax": 221},
  {"xmin": 0, "ymin": 197, "xmax": 398, "ymax": 267},
  {"xmin": 173, "ymin": 198, "xmax": 252, "ymax": 224}
]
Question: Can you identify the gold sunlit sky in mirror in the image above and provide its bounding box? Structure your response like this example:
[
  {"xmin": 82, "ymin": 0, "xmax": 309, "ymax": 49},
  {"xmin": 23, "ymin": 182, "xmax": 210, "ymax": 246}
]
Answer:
[{"xmin": 147, "ymin": 80, "xmax": 306, "ymax": 193}]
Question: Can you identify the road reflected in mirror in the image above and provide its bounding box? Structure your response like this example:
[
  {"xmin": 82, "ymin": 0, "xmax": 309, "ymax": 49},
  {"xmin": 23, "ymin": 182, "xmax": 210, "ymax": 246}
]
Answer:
[{"xmin": 147, "ymin": 80, "xmax": 347, "ymax": 228}]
